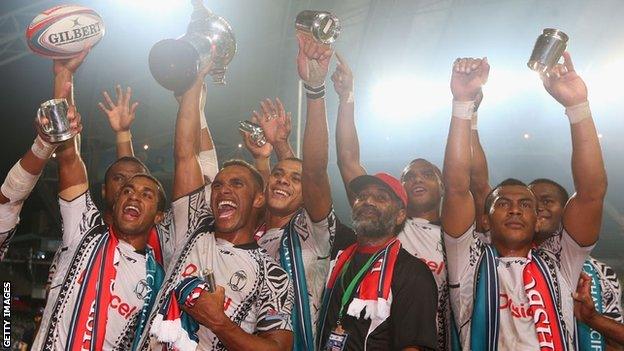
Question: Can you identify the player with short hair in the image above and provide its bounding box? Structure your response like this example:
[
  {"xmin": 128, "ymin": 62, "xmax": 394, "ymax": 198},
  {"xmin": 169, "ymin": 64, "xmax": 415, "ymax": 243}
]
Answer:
[
  {"xmin": 137, "ymin": 65, "xmax": 294, "ymax": 351},
  {"xmin": 443, "ymin": 53, "xmax": 606, "ymax": 350},
  {"xmin": 32, "ymin": 50, "xmax": 169, "ymax": 350}
]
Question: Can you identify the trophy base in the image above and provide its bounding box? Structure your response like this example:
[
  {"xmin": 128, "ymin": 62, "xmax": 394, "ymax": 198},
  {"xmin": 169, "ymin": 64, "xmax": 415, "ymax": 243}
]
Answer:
[
  {"xmin": 46, "ymin": 131, "xmax": 75, "ymax": 143},
  {"xmin": 149, "ymin": 39, "xmax": 199, "ymax": 95}
]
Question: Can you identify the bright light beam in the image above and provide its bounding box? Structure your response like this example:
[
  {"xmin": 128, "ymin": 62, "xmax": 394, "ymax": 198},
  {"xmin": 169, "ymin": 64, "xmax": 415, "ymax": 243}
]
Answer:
[{"xmin": 371, "ymin": 75, "xmax": 448, "ymax": 120}]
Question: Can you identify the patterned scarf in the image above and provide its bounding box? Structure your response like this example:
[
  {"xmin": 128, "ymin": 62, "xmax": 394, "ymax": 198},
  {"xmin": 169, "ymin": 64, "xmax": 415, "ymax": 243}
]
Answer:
[
  {"xmin": 63, "ymin": 226, "xmax": 163, "ymax": 351},
  {"xmin": 317, "ymin": 238, "xmax": 401, "ymax": 344},
  {"xmin": 576, "ymin": 260, "xmax": 605, "ymax": 350},
  {"xmin": 471, "ymin": 245, "xmax": 568, "ymax": 351},
  {"xmin": 149, "ymin": 276, "xmax": 212, "ymax": 351},
  {"xmin": 278, "ymin": 209, "xmax": 314, "ymax": 351}
]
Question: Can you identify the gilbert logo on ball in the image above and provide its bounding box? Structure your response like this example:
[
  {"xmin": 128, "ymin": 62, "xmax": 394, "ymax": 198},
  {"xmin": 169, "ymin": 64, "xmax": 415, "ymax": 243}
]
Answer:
[{"xmin": 26, "ymin": 5, "xmax": 105, "ymax": 59}]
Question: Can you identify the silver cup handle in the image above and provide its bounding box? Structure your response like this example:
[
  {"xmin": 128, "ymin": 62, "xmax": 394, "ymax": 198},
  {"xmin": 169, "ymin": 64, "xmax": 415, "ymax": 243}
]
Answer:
[{"xmin": 36, "ymin": 107, "xmax": 53, "ymax": 134}]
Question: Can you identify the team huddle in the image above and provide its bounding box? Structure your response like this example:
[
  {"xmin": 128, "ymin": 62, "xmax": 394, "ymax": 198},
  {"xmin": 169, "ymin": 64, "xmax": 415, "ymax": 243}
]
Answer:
[{"xmin": 1, "ymin": 26, "xmax": 623, "ymax": 351}]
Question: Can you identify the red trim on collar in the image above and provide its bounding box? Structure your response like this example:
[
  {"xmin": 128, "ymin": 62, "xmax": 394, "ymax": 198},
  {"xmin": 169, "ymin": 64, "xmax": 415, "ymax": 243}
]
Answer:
[{"xmin": 356, "ymin": 237, "xmax": 396, "ymax": 254}]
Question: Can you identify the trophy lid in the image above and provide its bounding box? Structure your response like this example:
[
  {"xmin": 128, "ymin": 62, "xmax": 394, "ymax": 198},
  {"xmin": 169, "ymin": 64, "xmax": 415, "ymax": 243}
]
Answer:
[{"xmin": 148, "ymin": 39, "xmax": 199, "ymax": 95}]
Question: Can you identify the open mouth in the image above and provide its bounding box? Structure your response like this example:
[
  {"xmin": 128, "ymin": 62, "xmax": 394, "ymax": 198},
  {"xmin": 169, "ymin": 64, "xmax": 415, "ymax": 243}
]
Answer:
[
  {"xmin": 271, "ymin": 188, "xmax": 291, "ymax": 199},
  {"xmin": 410, "ymin": 186, "xmax": 427, "ymax": 196},
  {"xmin": 217, "ymin": 200, "xmax": 238, "ymax": 219},
  {"xmin": 122, "ymin": 204, "xmax": 141, "ymax": 220}
]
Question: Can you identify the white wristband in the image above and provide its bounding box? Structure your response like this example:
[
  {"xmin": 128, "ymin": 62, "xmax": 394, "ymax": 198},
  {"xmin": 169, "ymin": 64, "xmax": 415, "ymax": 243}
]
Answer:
[
  {"xmin": 31, "ymin": 135, "xmax": 57, "ymax": 159},
  {"xmin": 1, "ymin": 161, "xmax": 40, "ymax": 203},
  {"xmin": 198, "ymin": 149, "xmax": 218, "ymax": 182},
  {"xmin": 452, "ymin": 100, "xmax": 475, "ymax": 120},
  {"xmin": 565, "ymin": 101, "xmax": 591, "ymax": 124},
  {"xmin": 471, "ymin": 112, "xmax": 478, "ymax": 130},
  {"xmin": 200, "ymin": 111, "xmax": 208, "ymax": 130}
]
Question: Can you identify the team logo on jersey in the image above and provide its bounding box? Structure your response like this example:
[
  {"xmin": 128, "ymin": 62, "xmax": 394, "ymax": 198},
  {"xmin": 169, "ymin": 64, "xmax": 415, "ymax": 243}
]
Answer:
[
  {"xmin": 134, "ymin": 279, "xmax": 152, "ymax": 300},
  {"xmin": 228, "ymin": 270, "xmax": 248, "ymax": 291}
]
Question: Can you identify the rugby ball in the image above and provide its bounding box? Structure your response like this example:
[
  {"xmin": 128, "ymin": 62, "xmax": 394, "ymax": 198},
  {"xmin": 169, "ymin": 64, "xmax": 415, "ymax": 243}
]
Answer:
[{"xmin": 26, "ymin": 5, "xmax": 105, "ymax": 59}]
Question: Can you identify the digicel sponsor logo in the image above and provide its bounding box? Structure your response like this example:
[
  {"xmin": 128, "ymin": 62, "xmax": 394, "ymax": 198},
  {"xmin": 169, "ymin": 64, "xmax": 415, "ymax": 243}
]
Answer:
[
  {"xmin": 77, "ymin": 270, "xmax": 139, "ymax": 320},
  {"xmin": 418, "ymin": 258, "xmax": 445, "ymax": 275}
]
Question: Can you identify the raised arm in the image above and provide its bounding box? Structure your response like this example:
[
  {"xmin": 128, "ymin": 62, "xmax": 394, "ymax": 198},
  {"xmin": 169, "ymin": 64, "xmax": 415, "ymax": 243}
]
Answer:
[
  {"xmin": 98, "ymin": 85, "xmax": 139, "ymax": 158},
  {"xmin": 574, "ymin": 273, "xmax": 624, "ymax": 345},
  {"xmin": 241, "ymin": 110, "xmax": 274, "ymax": 184},
  {"xmin": 332, "ymin": 53, "xmax": 366, "ymax": 204},
  {"xmin": 172, "ymin": 69, "xmax": 209, "ymax": 200},
  {"xmin": 442, "ymin": 58, "xmax": 489, "ymax": 237},
  {"xmin": 52, "ymin": 52, "xmax": 89, "ymax": 201},
  {"xmin": 469, "ymin": 90, "xmax": 491, "ymax": 232},
  {"xmin": 541, "ymin": 52, "xmax": 606, "ymax": 247},
  {"xmin": 297, "ymin": 33, "xmax": 333, "ymax": 222},
  {"xmin": 257, "ymin": 98, "xmax": 295, "ymax": 161},
  {"xmin": 198, "ymin": 83, "xmax": 219, "ymax": 184}
]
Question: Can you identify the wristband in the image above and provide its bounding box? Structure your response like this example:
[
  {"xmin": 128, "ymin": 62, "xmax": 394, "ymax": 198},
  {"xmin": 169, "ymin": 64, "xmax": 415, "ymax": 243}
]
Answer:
[
  {"xmin": 31, "ymin": 135, "xmax": 57, "ymax": 160},
  {"xmin": 471, "ymin": 112, "xmax": 478, "ymax": 130},
  {"xmin": 200, "ymin": 112, "xmax": 208, "ymax": 130},
  {"xmin": 565, "ymin": 101, "xmax": 591, "ymax": 124},
  {"xmin": 198, "ymin": 149, "xmax": 218, "ymax": 182},
  {"xmin": 452, "ymin": 100, "xmax": 475, "ymax": 120},
  {"xmin": 116, "ymin": 130, "xmax": 132, "ymax": 144},
  {"xmin": 1, "ymin": 161, "xmax": 39, "ymax": 203},
  {"xmin": 304, "ymin": 83, "xmax": 326, "ymax": 100}
]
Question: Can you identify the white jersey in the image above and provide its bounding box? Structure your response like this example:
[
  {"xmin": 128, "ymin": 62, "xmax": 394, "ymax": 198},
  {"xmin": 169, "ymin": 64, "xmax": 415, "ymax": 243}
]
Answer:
[
  {"xmin": 397, "ymin": 217, "xmax": 450, "ymax": 350},
  {"xmin": 139, "ymin": 187, "xmax": 294, "ymax": 350},
  {"xmin": 33, "ymin": 191, "xmax": 154, "ymax": 350},
  {"xmin": 255, "ymin": 208, "xmax": 335, "ymax": 335},
  {"xmin": 0, "ymin": 196, "xmax": 24, "ymax": 260},
  {"xmin": 445, "ymin": 225, "xmax": 592, "ymax": 351},
  {"xmin": 586, "ymin": 257, "xmax": 623, "ymax": 323}
]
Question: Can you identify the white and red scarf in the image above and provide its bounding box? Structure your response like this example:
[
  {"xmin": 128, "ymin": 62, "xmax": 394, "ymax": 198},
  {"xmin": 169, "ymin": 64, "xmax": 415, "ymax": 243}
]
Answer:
[
  {"xmin": 317, "ymin": 238, "xmax": 401, "ymax": 342},
  {"xmin": 471, "ymin": 245, "xmax": 568, "ymax": 351}
]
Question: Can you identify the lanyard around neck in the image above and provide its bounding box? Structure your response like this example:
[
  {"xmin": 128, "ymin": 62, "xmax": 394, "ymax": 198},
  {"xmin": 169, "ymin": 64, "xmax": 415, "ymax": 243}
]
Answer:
[{"xmin": 337, "ymin": 247, "xmax": 386, "ymax": 323}]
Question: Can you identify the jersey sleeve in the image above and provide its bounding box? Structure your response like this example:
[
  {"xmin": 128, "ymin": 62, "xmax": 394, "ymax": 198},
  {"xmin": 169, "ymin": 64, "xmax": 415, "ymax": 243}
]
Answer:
[
  {"xmin": 391, "ymin": 252, "xmax": 439, "ymax": 350},
  {"xmin": 255, "ymin": 260, "xmax": 294, "ymax": 333},
  {"xmin": 443, "ymin": 224, "xmax": 483, "ymax": 286},
  {"xmin": 0, "ymin": 199, "xmax": 24, "ymax": 260},
  {"xmin": 300, "ymin": 208, "xmax": 336, "ymax": 258},
  {"xmin": 59, "ymin": 191, "xmax": 102, "ymax": 248},
  {"xmin": 172, "ymin": 186, "xmax": 212, "ymax": 246},
  {"xmin": 594, "ymin": 259, "xmax": 624, "ymax": 323},
  {"xmin": 545, "ymin": 228, "xmax": 594, "ymax": 289}
]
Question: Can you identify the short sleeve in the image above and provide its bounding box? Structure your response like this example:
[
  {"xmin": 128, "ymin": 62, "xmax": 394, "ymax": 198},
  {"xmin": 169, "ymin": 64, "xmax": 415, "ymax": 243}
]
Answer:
[
  {"xmin": 256, "ymin": 260, "xmax": 294, "ymax": 333},
  {"xmin": 59, "ymin": 191, "xmax": 102, "ymax": 247},
  {"xmin": 443, "ymin": 224, "xmax": 483, "ymax": 286},
  {"xmin": 594, "ymin": 259, "xmax": 624, "ymax": 323},
  {"xmin": 300, "ymin": 208, "xmax": 336, "ymax": 258},
  {"xmin": 391, "ymin": 253, "xmax": 439, "ymax": 350},
  {"xmin": 172, "ymin": 186, "xmax": 211, "ymax": 245},
  {"xmin": 541, "ymin": 228, "xmax": 593, "ymax": 289}
]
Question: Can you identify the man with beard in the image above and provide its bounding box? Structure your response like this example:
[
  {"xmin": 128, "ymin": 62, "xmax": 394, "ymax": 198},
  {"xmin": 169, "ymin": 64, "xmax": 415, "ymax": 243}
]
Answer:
[
  {"xmin": 31, "ymin": 48, "xmax": 168, "ymax": 351},
  {"xmin": 137, "ymin": 65, "xmax": 294, "ymax": 351},
  {"xmin": 333, "ymin": 53, "xmax": 450, "ymax": 349},
  {"xmin": 443, "ymin": 53, "xmax": 606, "ymax": 349},
  {"xmin": 239, "ymin": 33, "xmax": 336, "ymax": 350},
  {"xmin": 529, "ymin": 179, "xmax": 622, "ymax": 350},
  {"xmin": 317, "ymin": 172, "xmax": 438, "ymax": 350}
]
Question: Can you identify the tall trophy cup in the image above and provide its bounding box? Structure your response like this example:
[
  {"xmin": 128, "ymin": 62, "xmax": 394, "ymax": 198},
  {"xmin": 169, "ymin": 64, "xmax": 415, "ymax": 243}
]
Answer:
[
  {"xmin": 295, "ymin": 10, "xmax": 341, "ymax": 44},
  {"xmin": 527, "ymin": 28, "xmax": 568, "ymax": 74},
  {"xmin": 149, "ymin": 0, "xmax": 236, "ymax": 94}
]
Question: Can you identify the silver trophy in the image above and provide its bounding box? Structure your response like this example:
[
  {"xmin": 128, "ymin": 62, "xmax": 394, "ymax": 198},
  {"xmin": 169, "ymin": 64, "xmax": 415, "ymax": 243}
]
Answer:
[
  {"xmin": 528, "ymin": 28, "xmax": 568, "ymax": 74},
  {"xmin": 295, "ymin": 10, "xmax": 341, "ymax": 44},
  {"xmin": 238, "ymin": 120, "xmax": 266, "ymax": 147},
  {"xmin": 201, "ymin": 268, "xmax": 216, "ymax": 293},
  {"xmin": 149, "ymin": 0, "xmax": 236, "ymax": 94},
  {"xmin": 36, "ymin": 98, "xmax": 74, "ymax": 143}
]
